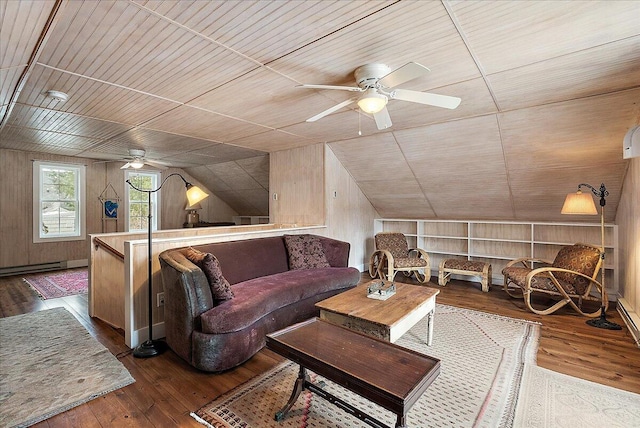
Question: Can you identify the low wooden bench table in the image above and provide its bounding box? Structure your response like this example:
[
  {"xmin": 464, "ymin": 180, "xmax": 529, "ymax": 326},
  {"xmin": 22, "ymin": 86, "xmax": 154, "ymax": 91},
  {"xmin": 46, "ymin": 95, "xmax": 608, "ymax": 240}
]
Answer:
[
  {"xmin": 438, "ymin": 259, "xmax": 492, "ymax": 292},
  {"xmin": 316, "ymin": 280, "xmax": 439, "ymax": 345},
  {"xmin": 266, "ymin": 318, "xmax": 440, "ymax": 428}
]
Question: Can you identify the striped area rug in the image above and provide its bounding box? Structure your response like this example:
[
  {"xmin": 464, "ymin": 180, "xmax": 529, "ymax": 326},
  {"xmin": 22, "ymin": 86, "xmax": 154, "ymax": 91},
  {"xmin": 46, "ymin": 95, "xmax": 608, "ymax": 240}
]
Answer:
[{"xmin": 192, "ymin": 304, "xmax": 540, "ymax": 428}]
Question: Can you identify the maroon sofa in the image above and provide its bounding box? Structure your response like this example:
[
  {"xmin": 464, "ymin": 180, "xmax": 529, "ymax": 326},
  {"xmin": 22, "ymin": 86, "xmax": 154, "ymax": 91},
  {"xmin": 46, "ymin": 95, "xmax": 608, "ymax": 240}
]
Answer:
[{"xmin": 158, "ymin": 235, "xmax": 360, "ymax": 372}]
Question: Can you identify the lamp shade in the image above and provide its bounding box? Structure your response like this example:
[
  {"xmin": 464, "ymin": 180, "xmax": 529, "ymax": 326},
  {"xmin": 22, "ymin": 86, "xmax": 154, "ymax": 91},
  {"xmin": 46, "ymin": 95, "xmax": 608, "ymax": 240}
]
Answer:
[
  {"xmin": 561, "ymin": 190, "xmax": 597, "ymax": 215},
  {"xmin": 357, "ymin": 89, "xmax": 388, "ymax": 114},
  {"xmin": 185, "ymin": 202, "xmax": 202, "ymax": 211},
  {"xmin": 186, "ymin": 184, "xmax": 208, "ymax": 206}
]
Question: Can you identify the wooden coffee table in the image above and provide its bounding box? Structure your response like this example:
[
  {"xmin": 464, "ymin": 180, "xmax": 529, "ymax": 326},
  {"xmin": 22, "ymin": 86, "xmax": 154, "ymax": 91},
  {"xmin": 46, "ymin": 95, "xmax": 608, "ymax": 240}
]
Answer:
[
  {"xmin": 266, "ymin": 318, "xmax": 440, "ymax": 428},
  {"xmin": 316, "ymin": 280, "xmax": 439, "ymax": 345}
]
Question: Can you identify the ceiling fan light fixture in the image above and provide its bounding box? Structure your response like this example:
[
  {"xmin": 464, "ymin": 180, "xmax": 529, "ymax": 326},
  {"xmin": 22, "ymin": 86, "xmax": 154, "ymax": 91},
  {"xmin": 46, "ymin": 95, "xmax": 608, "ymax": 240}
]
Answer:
[
  {"xmin": 130, "ymin": 159, "xmax": 145, "ymax": 169},
  {"xmin": 357, "ymin": 89, "xmax": 387, "ymax": 114}
]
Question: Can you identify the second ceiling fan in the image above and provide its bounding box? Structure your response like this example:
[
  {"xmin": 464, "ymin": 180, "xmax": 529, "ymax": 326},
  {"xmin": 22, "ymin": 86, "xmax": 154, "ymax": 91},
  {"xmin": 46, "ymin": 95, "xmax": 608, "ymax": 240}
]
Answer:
[{"xmin": 299, "ymin": 62, "xmax": 461, "ymax": 130}]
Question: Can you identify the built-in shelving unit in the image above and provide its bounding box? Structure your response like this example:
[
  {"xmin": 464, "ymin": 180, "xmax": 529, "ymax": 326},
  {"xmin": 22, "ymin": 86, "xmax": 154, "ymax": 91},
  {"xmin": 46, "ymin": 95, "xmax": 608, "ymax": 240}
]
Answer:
[{"xmin": 374, "ymin": 219, "xmax": 619, "ymax": 295}]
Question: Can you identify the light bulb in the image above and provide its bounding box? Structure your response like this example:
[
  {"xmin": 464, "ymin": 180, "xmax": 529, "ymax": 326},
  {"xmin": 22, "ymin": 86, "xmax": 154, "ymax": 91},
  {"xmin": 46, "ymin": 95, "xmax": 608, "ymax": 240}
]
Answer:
[{"xmin": 357, "ymin": 89, "xmax": 388, "ymax": 114}]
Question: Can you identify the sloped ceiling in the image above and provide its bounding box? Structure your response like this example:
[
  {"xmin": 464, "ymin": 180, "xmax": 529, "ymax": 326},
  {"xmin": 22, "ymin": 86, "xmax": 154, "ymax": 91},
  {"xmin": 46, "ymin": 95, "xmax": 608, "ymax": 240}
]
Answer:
[{"xmin": 1, "ymin": 0, "xmax": 639, "ymax": 221}]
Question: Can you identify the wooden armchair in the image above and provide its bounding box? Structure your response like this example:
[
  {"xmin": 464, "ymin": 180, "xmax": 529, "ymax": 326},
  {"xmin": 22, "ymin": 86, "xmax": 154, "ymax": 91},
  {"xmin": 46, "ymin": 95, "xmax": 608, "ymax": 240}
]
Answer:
[
  {"xmin": 369, "ymin": 232, "xmax": 430, "ymax": 283},
  {"xmin": 502, "ymin": 243, "xmax": 605, "ymax": 316}
]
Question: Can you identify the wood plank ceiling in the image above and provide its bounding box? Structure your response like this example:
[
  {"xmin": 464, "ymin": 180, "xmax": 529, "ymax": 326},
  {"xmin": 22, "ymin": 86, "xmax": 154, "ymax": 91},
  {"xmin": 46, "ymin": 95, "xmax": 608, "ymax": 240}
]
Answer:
[{"xmin": 1, "ymin": 0, "xmax": 639, "ymax": 221}]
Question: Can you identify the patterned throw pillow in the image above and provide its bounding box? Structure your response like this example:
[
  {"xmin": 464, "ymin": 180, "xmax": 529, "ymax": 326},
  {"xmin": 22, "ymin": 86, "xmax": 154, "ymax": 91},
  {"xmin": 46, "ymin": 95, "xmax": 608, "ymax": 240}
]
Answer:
[
  {"xmin": 283, "ymin": 234, "xmax": 331, "ymax": 270},
  {"xmin": 184, "ymin": 247, "xmax": 234, "ymax": 301}
]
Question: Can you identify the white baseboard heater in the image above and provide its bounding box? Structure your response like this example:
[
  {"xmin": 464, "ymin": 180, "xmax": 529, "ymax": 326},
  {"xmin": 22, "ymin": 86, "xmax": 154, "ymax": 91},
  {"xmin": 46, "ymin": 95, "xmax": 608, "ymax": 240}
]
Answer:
[
  {"xmin": 617, "ymin": 298, "xmax": 640, "ymax": 347},
  {"xmin": 0, "ymin": 259, "xmax": 88, "ymax": 277}
]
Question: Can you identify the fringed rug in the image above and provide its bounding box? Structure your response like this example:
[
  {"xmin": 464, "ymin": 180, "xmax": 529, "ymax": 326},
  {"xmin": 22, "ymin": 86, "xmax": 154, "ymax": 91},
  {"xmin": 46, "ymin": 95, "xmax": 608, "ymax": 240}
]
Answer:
[
  {"xmin": 23, "ymin": 269, "xmax": 88, "ymax": 299},
  {"xmin": 0, "ymin": 308, "xmax": 135, "ymax": 428},
  {"xmin": 514, "ymin": 364, "xmax": 640, "ymax": 427},
  {"xmin": 192, "ymin": 304, "xmax": 540, "ymax": 428}
]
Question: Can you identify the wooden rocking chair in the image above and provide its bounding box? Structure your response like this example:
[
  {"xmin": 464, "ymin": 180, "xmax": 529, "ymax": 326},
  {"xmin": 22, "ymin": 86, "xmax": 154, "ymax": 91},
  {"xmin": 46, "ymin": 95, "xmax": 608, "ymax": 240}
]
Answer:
[
  {"xmin": 369, "ymin": 232, "xmax": 431, "ymax": 283},
  {"xmin": 502, "ymin": 243, "xmax": 606, "ymax": 316}
]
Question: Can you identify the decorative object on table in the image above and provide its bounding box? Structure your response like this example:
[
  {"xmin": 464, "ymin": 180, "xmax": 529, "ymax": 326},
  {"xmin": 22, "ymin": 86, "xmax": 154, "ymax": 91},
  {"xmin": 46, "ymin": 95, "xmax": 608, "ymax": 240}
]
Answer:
[
  {"xmin": 0, "ymin": 308, "xmax": 134, "ymax": 427},
  {"xmin": 126, "ymin": 173, "xmax": 209, "ymax": 358},
  {"xmin": 23, "ymin": 269, "xmax": 88, "ymax": 299},
  {"xmin": 560, "ymin": 183, "xmax": 622, "ymax": 330},
  {"xmin": 98, "ymin": 182, "xmax": 121, "ymax": 232},
  {"xmin": 369, "ymin": 232, "xmax": 431, "ymax": 283},
  {"xmin": 438, "ymin": 259, "xmax": 492, "ymax": 292},
  {"xmin": 192, "ymin": 304, "xmax": 540, "ymax": 428},
  {"xmin": 184, "ymin": 201, "xmax": 202, "ymax": 225},
  {"xmin": 366, "ymin": 280, "xmax": 396, "ymax": 300}
]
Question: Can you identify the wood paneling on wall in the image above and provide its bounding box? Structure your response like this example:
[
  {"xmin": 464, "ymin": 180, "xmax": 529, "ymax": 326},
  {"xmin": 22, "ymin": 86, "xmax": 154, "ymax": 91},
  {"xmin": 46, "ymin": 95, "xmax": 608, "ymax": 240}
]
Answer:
[
  {"xmin": 324, "ymin": 145, "xmax": 379, "ymax": 270},
  {"xmin": 158, "ymin": 168, "xmax": 238, "ymax": 230},
  {"xmin": 0, "ymin": 149, "xmax": 103, "ymax": 267},
  {"xmin": 270, "ymin": 143, "xmax": 324, "ymax": 225},
  {"xmin": 268, "ymin": 142, "xmax": 379, "ymax": 270},
  {"xmin": 0, "ymin": 148, "xmax": 236, "ymax": 269},
  {"xmin": 616, "ymin": 156, "xmax": 640, "ymax": 344}
]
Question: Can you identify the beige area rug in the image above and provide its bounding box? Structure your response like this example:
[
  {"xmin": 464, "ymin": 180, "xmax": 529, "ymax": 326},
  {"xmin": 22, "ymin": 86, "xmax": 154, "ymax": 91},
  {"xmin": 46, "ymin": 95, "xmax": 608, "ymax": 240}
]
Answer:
[
  {"xmin": 193, "ymin": 304, "xmax": 540, "ymax": 428},
  {"xmin": 514, "ymin": 364, "xmax": 640, "ymax": 428},
  {"xmin": 0, "ymin": 308, "xmax": 135, "ymax": 428}
]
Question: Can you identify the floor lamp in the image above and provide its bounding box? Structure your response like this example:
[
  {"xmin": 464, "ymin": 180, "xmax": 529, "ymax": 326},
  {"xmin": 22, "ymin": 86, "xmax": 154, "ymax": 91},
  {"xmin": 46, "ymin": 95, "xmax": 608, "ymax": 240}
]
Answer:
[
  {"xmin": 561, "ymin": 183, "xmax": 622, "ymax": 330},
  {"xmin": 126, "ymin": 173, "xmax": 209, "ymax": 358}
]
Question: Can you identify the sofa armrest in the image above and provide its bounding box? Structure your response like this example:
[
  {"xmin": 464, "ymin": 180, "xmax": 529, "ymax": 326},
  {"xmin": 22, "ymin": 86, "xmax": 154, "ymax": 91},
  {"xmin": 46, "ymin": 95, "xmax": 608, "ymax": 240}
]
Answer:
[
  {"xmin": 159, "ymin": 250, "xmax": 214, "ymax": 363},
  {"xmin": 318, "ymin": 236, "xmax": 350, "ymax": 267}
]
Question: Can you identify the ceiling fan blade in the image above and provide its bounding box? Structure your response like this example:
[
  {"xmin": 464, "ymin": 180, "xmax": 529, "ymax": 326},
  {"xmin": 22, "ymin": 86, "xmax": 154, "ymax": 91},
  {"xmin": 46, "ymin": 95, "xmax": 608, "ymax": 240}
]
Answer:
[
  {"xmin": 306, "ymin": 98, "xmax": 356, "ymax": 122},
  {"xmin": 298, "ymin": 84, "xmax": 362, "ymax": 92},
  {"xmin": 378, "ymin": 62, "xmax": 430, "ymax": 88},
  {"xmin": 144, "ymin": 160, "xmax": 169, "ymax": 170},
  {"xmin": 373, "ymin": 107, "xmax": 392, "ymax": 130},
  {"xmin": 120, "ymin": 162, "xmax": 132, "ymax": 169},
  {"xmin": 391, "ymin": 89, "xmax": 461, "ymax": 109}
]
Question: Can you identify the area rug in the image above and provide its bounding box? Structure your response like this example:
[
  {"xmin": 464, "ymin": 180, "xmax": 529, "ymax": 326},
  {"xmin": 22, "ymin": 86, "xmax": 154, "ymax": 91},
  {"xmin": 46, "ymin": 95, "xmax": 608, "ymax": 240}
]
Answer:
[
  {"xmin": 0, "ymin": 308, "xmax": 135, "ymax": 428},
  {"xmin": 23, "ymin": 269, "xmax": 88, "ymax": 299},
  {"xmin": 192, "ymin": 304, "xmax": 540, "ymax": 428},
  {"xmin": 514, "ymin": 364, "xmax": 640, "ymax": 428}
]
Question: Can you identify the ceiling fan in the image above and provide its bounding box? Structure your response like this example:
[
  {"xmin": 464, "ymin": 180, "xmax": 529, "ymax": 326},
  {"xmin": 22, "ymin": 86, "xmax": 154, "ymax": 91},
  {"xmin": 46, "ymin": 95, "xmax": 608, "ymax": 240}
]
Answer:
[
  {"xmin": 299, "ymin": 62, "xmax": 461, "ymax": 130},
  {"xmin": 94, "ymin": 149, "xmax": 169, "ymax": 170}
]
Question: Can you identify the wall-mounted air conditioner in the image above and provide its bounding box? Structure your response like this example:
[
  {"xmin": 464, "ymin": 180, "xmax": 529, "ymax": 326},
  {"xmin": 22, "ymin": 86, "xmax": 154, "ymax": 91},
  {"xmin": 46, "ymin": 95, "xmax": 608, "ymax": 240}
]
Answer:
[{"xmin": 624, "ymin": 125, "xmax": 640, "ymax": 159}]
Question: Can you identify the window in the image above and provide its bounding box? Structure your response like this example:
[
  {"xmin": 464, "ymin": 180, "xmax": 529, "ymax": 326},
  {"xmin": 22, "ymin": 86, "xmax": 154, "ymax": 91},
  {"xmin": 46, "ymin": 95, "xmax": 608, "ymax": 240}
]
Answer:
[
  {"xmin": 33, "ymin": 161, "xmax": 86, "ymax": 242},
  {"xmin": 126, "ymin": 170, "xmax": 161, "ymax": 232}
]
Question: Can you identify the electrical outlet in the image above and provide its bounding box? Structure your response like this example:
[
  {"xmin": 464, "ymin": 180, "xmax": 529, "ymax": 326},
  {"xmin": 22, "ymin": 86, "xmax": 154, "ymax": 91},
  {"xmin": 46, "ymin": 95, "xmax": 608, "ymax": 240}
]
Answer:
[{"xmin": 157, "ymin": 292, "xmax": 165, "ymax": 307}]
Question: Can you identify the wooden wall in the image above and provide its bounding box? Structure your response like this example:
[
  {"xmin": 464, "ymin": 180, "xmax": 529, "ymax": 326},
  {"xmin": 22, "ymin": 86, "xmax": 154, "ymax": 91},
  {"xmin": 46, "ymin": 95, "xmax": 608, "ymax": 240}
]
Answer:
[
  {"xmin": 269, "ymin": 143, "xmax": 379, "ymax": 270},
  {"xmin": 0, "ymin": 148, "xmax": 236, "ymax": 269},
  {"xmin": 324, "ymin": 144, "xmax": 379, "ymax": 270},
  {"xmin": 0, "ymin": 149, "xmax": 103, "ymax": 268},
  {"xmin": 616, "ymin": 156, "xmax": 640, "ymax": 344},
  {"xmin": 270, "ymin": 143, "xmax": 325, "ymax": 225}
]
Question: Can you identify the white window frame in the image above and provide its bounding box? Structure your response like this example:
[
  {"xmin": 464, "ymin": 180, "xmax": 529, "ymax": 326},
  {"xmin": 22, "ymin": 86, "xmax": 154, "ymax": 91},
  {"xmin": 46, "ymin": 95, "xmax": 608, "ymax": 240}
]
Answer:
[
  {"xmin": 125, "ymin": 170, "xmax": 161, "ymax": 232},
  {"xmin": 33, "ymin": 161, "xmax": 86, "ymax": 243}
]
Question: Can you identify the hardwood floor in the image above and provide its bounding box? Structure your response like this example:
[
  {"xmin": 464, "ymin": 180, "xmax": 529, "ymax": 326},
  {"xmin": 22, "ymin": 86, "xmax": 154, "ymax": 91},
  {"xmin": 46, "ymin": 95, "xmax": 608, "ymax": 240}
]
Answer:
[{"xmin": 1, "ymin": 269, "xmax": 638, "ymax": 427}]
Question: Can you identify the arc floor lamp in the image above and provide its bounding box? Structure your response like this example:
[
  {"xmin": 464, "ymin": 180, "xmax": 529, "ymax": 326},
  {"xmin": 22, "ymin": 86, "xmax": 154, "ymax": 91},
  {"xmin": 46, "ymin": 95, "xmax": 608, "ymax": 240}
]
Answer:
[
  {"xmin": 126, "ymin": 173, "xmax": 209, "ymax": 357},
  {"xmin": 561, "ymin": 182, "xmax": 622, "ymax": 330}
]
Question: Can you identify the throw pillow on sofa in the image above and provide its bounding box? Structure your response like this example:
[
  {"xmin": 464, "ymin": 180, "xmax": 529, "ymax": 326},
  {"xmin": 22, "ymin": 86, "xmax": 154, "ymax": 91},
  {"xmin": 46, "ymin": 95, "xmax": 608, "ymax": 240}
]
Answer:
[
  {"xmin": 184, "ymin": 247, "xmax": 234, "ymax": 301},
  {"xmin": 283, "ymin": 234, "xmax": 331, "ymax": 270}
]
